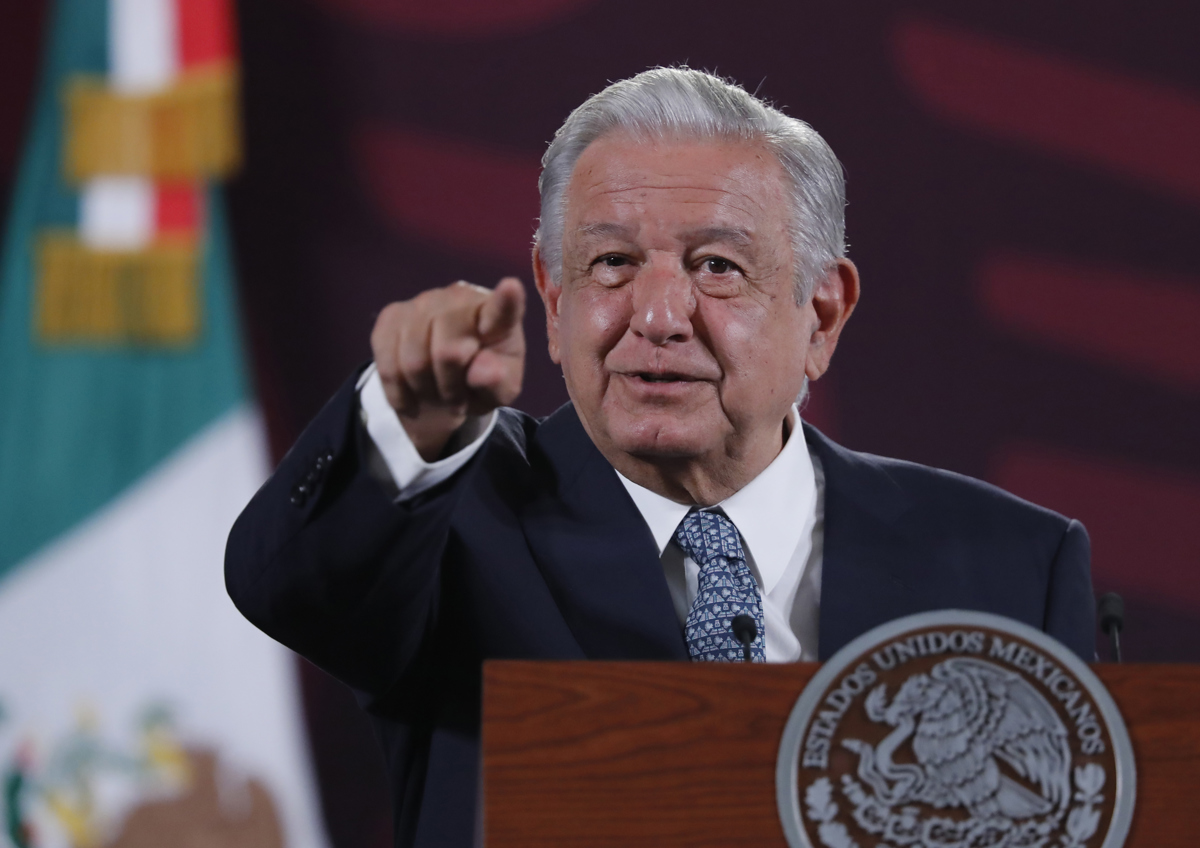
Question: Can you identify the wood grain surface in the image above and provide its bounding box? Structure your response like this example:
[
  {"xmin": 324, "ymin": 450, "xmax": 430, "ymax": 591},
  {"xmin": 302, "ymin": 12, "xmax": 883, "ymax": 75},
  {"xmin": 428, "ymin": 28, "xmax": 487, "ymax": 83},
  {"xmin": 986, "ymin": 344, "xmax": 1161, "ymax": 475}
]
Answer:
[{"xmin": 482, "ymin": 661, "xmax": 1200, "ymax": 847}]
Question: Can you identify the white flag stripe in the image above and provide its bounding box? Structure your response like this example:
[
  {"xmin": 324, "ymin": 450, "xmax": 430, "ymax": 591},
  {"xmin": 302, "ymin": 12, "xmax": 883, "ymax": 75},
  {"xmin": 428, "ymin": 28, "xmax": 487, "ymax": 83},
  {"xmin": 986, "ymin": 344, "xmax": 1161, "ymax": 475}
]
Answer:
[
  {"xmin": 79, "ymin": 176, "xmax": 156, "ymax": 249},
  {"xmin": 0, "ymin": 407, "xmax": 328, "ymax": 848},
  {"xmin": 109, "ymin": 0, "xmax": 178, "ymax": 94}
]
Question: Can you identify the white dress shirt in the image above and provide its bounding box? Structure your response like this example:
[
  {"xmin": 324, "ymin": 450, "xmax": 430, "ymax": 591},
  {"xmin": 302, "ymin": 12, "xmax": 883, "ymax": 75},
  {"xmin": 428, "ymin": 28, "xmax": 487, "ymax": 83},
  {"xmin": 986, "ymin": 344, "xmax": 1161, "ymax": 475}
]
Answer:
[{"xmin": 357, "ymin": 365, "xmax": 825, "ymax": 661}]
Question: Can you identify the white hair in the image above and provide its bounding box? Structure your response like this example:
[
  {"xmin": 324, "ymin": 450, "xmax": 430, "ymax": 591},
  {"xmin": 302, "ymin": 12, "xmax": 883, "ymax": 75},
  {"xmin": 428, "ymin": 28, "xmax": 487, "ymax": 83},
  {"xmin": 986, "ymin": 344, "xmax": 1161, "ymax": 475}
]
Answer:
[{"xmin": 535, "ymin": 67, "xmax": 847, "ymax": 303}]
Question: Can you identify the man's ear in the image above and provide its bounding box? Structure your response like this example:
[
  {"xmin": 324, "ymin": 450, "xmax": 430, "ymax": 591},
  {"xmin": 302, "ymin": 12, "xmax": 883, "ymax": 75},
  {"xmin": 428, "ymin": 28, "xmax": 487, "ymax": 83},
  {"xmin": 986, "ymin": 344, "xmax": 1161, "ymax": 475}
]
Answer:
[
  {"xmin": 532, "ymin": 246, "xmax": 562, "ymax": 364},
  {"xmin": 804, "ymin": 258, "xmax": 860, "ymax": 381}
]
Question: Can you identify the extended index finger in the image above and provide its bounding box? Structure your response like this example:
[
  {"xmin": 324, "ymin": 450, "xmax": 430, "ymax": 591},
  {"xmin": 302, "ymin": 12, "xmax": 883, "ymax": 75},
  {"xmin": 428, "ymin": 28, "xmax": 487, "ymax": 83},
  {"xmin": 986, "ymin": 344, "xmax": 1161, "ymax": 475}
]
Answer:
[{"xmin": 476, "ymin": 277, "xmax": 525, "ymax": 345}]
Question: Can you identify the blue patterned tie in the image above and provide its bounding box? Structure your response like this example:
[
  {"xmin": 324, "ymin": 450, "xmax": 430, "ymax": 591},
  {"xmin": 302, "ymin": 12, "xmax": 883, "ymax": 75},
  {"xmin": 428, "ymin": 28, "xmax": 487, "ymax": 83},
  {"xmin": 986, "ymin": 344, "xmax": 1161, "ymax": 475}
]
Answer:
[{"xmin": 674, "ymin": 511, "xmax": 765, "ymax": 662}]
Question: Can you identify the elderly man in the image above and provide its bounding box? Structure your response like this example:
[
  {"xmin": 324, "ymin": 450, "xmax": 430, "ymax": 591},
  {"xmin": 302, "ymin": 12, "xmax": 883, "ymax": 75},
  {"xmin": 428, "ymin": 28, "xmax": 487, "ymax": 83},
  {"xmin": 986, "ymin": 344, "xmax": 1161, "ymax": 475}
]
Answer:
[{"xmin": 226, "ymin": 68, "xmax": 1093, "ymax": 847}]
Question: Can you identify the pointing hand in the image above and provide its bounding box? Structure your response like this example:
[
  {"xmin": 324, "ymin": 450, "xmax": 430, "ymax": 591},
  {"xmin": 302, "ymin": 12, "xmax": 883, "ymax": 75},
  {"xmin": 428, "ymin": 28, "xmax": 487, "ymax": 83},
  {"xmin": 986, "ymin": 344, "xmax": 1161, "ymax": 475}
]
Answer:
[{"xmin": 370, "ymin": 278, "xmax": 526, "ymax": 460}]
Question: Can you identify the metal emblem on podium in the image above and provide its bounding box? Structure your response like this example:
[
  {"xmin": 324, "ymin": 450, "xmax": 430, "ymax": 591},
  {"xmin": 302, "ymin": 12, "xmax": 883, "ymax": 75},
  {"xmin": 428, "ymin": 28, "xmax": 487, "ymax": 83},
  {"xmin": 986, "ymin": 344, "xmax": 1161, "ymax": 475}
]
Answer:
[{"xmin": 777, "ymin": 611, "xmax": 1135, "ymax": 848}]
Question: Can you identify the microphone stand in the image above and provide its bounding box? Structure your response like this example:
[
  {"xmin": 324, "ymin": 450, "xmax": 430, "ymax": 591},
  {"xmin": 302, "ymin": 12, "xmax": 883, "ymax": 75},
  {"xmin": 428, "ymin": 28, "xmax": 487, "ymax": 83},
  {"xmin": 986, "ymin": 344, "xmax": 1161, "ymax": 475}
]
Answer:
[{"xmin": 1098, "ymin": 592, "xmax": 1124, "ymax": 663}]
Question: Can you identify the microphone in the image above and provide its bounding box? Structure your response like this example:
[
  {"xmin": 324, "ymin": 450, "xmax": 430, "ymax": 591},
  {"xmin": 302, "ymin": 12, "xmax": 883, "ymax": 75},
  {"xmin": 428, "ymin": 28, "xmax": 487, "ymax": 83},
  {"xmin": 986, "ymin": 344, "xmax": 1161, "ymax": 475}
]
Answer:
[
  {"xmin": 1097, "ymin": 592, "xmax": 1124, "ymax": 663},
  {"xmin": 731, "ymin": 614, "xmax": 757, "ymax": 663}
]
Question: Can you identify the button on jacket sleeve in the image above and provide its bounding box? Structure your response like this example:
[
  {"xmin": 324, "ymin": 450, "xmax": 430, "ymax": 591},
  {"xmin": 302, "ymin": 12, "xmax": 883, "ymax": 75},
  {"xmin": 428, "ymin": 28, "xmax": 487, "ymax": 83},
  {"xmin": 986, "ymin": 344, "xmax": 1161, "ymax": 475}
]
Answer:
[{"xmin": 224, "ymin": 367, "xmax": 496, "ymax": 704}]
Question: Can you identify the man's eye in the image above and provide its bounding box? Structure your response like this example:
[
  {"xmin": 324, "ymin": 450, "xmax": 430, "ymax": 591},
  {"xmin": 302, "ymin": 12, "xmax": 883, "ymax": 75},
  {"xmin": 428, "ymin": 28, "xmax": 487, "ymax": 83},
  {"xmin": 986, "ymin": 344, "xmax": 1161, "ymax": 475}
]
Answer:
[
  {"xmin": 704, "ymin": 257, "xmax": 736, "ymax": 274},
  {"xmin": 598, "ymin": 255, "xmax": 629, "ymax": 267}
]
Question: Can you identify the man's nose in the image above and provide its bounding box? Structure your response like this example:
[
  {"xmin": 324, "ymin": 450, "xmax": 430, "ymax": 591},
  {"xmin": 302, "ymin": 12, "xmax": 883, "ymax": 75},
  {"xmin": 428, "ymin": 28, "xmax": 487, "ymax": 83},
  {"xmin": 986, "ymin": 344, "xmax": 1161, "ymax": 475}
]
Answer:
[{"xmin": 629, "ymin": 256, "xmax": 694, "ymax": 345}]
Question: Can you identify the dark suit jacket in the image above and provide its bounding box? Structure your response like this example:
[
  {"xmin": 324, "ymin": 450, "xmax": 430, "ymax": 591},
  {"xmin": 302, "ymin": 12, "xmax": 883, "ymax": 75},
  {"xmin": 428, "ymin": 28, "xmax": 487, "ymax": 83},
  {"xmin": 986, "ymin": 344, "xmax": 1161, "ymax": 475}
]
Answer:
[{"xmin": 225, "ymin": 373, "xmax": 1094, "ymax": 848}]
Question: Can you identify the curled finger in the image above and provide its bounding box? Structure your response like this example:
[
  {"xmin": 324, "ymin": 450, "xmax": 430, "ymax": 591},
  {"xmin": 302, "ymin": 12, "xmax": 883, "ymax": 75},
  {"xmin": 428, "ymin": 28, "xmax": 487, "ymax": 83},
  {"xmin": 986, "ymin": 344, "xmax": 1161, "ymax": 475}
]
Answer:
[{"xmin": 430, "ymin": 312, "xmax": 481, "ymax": 404}]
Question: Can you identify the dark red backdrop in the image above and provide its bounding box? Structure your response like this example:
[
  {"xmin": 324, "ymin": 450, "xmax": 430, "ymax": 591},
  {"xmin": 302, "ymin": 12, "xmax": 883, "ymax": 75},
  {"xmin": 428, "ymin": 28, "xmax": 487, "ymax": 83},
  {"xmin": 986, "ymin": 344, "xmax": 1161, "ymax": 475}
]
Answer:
[{"xmin": 4, "ymin": 2, "xmax": 1197, "ymax": 846}]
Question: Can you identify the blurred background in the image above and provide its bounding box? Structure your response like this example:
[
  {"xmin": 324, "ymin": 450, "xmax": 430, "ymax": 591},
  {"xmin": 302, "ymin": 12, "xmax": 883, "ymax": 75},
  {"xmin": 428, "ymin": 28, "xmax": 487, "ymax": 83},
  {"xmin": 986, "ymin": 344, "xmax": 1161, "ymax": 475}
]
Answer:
[{"xmin": 1, "ymin": 0, "xmax": 1196, "ymax": 846}]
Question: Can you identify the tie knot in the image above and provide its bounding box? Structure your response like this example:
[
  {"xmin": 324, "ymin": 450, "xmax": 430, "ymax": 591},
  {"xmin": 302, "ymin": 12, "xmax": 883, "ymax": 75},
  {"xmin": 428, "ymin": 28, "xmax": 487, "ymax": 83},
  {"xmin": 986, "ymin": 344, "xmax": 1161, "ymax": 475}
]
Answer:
[{"xmin": 673, "ymin": 510, "xmax": 745, "ymax": 567}]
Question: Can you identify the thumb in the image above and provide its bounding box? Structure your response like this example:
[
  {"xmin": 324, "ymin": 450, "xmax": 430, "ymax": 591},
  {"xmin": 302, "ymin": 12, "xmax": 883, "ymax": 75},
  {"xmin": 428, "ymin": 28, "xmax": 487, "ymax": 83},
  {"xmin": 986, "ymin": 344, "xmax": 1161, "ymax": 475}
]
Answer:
[{"xmin": 477, "ymin": 277, "xmax": 526, "ymax": 345}]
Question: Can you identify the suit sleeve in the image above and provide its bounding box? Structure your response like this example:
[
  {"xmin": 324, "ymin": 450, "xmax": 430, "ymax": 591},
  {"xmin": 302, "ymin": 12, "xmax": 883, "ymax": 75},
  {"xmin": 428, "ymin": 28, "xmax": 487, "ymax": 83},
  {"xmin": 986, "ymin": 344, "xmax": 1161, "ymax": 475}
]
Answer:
[
  {"xmin": 224, "ymin": 369, "xmax": 476, "ymax": 700},
  {"xmin": 1043, "ymin": 518, "xmax": 1097, "ymax": 661}
]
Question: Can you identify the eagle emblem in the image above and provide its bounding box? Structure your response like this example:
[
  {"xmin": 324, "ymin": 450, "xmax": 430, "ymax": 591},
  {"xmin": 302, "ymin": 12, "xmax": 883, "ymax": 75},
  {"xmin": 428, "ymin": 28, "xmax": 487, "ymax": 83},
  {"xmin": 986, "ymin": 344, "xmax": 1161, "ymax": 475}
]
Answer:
[
  {"xmin": 776, "ymin": 612, "xmax": 1134, "ymax": 848},
  {"xmin": 844, "ymin": 657, "xmax": 1071, "ymax": 822}
]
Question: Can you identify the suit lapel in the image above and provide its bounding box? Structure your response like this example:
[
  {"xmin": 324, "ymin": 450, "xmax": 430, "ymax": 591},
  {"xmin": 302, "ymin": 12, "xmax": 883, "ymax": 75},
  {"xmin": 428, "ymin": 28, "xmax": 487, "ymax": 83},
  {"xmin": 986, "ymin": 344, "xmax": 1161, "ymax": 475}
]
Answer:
[
  {"xmin": 516, "ymin": 412, "xmax": 925, "ymax": 662},
  {"xmin": 805, "ymin": 424, "xmax": 920, "ymax": 660},
  {"xmin": 520, "ymin": 404, "xmax": 688, "ymax": 660}
]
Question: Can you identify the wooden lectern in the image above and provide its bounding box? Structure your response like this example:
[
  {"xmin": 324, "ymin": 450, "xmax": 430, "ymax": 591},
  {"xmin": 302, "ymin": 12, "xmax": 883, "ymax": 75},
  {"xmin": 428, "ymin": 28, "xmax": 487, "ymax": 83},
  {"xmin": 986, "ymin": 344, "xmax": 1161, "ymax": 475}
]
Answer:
[{"xmin": 483, "ymin": 662, "xmax": 1200, "ymax": 847}]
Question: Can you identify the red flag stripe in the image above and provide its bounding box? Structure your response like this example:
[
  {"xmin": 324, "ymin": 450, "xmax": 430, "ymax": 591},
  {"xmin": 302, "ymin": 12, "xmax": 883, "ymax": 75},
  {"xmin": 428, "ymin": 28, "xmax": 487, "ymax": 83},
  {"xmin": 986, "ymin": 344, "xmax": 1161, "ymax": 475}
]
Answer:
[
  {"xmin": 177, "ymin": 0, "xmax": 237, "ymax": 69},
  {"xmin": 155, "ymin": 181, "xmax": 203, "ymax": 236}
]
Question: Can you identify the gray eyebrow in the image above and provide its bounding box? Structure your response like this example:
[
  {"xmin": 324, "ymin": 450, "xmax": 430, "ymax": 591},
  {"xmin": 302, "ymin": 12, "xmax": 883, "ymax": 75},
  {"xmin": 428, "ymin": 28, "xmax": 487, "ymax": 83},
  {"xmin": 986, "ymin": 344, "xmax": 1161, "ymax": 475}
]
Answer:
[
  {"xmin": 682, "ymin": 226, "xmax": 755, "ymax": 249},
  {"xmin": 577, "ymin": 222, "xmax": 637, "ymax": 241}
]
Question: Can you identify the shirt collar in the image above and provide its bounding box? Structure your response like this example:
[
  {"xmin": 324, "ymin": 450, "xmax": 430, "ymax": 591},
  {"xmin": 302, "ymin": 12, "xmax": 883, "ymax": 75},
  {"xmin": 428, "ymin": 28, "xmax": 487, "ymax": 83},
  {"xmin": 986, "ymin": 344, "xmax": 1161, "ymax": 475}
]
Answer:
[{"xmin": 614, "ymin": 406, "xmax": 817, "ymax": 595}]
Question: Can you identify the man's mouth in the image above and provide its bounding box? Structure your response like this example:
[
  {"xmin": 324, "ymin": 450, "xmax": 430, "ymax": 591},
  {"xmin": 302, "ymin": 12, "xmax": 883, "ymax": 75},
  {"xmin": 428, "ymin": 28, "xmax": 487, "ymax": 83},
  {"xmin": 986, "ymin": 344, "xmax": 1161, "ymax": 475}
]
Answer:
[{"xmin": 634, "ymin": 372, "xmax": 692, "ymax": 383}]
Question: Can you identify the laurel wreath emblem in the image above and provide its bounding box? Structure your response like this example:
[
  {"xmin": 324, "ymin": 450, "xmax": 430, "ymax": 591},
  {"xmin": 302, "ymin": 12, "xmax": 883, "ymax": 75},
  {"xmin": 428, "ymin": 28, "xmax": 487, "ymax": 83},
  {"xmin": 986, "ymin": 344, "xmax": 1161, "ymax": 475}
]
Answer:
[
  {"xmin": 1062, "ymin": 764, "xmax": 1105, "ymax": 848},
  {"xmin": 802, "ymin": 762, "xmax": 1106, "ymax": 848}
]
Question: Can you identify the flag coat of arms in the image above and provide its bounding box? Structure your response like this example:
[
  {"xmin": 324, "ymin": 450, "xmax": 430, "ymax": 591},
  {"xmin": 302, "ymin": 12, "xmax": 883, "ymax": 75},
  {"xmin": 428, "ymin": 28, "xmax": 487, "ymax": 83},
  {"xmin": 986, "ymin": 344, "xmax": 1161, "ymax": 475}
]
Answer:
[{"xmin": 0, "ymin": 1, "xmax": 328, "ymax": 846}]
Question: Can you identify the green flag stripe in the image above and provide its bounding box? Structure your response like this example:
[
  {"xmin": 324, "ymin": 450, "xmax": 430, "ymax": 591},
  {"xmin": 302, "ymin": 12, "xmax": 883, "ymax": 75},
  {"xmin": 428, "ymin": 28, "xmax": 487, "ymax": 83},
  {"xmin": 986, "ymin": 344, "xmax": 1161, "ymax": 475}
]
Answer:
[{"xmin": 0, "ymin": 0, "xmax": 249, "ymax": 580}]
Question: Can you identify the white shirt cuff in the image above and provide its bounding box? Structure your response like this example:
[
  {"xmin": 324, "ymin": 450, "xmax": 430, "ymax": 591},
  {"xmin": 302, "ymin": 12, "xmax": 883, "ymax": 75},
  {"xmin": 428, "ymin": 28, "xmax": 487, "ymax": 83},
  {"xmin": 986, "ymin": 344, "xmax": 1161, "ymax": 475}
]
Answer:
[{"xmin": 357, "ymin": 364, "xmax": 496, "ymax": 501}]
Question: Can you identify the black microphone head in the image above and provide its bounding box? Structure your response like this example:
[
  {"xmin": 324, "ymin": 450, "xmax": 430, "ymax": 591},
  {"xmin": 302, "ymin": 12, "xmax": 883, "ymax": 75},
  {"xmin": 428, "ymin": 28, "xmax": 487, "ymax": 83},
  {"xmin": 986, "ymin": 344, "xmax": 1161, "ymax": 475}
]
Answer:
[
  {"xmin": 731, "ymin": 614, "xmax": 757, "ymax": 647},
  {"xmin": 1098, "ymin": 592, "xmax": 1125, "ymax": 634}
]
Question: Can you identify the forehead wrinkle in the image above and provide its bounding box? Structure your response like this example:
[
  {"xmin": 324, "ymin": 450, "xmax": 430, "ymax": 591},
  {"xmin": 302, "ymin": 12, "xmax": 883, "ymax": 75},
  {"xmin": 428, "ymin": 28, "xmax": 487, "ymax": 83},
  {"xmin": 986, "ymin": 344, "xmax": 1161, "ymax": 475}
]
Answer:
[
  {"xmin": 566, "ymin": 148, "xmax": 790, "ymax": 256},
  {"xmin": 588, "ymin": 192, "xmax": 773, "ymax": 224},
  {"xmin": 581, "ymin": 184, "xmax": 742, "ymax": 207},
  {"xmin": 605, "ymin": 180, "xmax": 777, "ymax": 214}
]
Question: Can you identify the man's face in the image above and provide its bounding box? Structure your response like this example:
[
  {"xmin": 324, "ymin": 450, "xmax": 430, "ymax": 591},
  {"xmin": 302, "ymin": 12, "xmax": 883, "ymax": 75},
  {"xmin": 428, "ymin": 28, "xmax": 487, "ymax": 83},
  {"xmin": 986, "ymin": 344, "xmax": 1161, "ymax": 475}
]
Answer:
[{"xmin": 536, "ymin": 133, "xmax": 845, "ymax": 500}]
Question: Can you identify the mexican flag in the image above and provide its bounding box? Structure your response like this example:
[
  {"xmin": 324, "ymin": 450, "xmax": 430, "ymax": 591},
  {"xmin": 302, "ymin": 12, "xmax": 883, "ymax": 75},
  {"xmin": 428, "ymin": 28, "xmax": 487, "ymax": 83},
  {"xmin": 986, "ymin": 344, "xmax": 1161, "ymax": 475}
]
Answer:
[{"xmin": 0, "ymin": 1, "xmax": 327, "ymax": 846}]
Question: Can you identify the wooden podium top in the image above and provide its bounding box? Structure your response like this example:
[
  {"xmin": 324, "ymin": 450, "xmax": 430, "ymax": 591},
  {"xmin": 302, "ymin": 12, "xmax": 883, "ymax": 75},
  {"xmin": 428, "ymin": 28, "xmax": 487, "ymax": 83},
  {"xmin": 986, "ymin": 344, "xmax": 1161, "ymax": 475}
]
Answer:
[{"xmin": 483, "ymin": 661, "xmax": 1200, "ymax": 847}]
